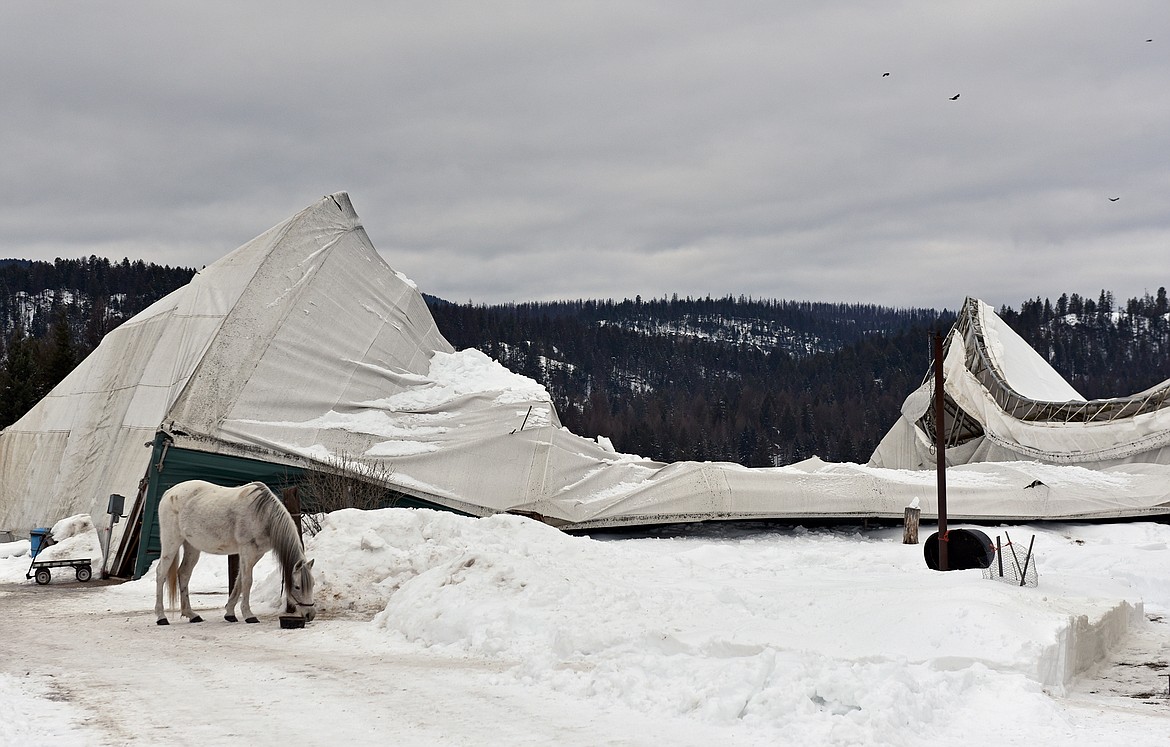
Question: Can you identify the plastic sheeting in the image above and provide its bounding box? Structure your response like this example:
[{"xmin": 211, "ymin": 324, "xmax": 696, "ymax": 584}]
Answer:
[
  {"xmin": 4, "ymin": 195, "xmax": 1170, "ymax": 562},
  {"xmin": 869, "ymin": 298, "xmax": 1170, "ymax": 469}
]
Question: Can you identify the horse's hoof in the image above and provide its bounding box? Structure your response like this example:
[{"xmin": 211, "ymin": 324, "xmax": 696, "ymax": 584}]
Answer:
[
  {"xmin": 224, "ymin": 615, "xmax": 238, "ymax": 623},
  {"xmin": 156, "ymin": 619, "xmax": 169, "ymax": 626},
  {"xmin": 245, "ymin": 617, "xmax": 260, "ymax": 624},
  {"xmin": 189, "ymin": 615, "xmax": 203, "ymax": 623}
]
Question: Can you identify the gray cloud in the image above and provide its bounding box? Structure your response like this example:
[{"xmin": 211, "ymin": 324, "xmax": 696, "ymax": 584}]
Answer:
[{"xmin": 2, "ymin": 1, "xmax": 1168, "ymax": 310}]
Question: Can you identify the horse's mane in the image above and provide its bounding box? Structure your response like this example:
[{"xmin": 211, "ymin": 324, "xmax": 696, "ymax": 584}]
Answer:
[{"xmin": 243, "ymin": 482, "xmax": 304, "ymax": 590}]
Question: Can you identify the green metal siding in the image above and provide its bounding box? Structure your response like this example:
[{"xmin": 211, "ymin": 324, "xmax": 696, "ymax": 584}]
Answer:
[{"xmin": 131, "ymin": 432, "xmax": 467, "ymax": 578}]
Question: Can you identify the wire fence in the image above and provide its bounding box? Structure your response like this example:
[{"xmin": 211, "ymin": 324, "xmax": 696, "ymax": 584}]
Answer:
[{"xmin": 982, "ymin": 532, "xmax": 1038, "ymax": 587}]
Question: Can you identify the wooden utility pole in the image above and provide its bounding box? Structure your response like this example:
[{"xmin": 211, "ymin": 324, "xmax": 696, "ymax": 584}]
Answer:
[{"xmin": 933, "ymin": 330, "xmax": 949, "ymax": 571}]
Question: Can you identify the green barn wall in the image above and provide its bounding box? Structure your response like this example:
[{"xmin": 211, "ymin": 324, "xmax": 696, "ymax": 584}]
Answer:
[{"xmin": 131, "ymin": 432, "xmax": 464, "ymax": 578}]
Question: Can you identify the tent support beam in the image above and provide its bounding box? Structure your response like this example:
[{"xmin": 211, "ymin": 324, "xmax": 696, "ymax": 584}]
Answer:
[{"xmin": 934, "ymin": 330, "xmax": 949, "ymax": 572}]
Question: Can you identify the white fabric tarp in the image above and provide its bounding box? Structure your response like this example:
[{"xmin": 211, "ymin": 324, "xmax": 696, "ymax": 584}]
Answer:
[
  {"xmin": 3, "ymin": 195, "xmax": 1170, "ymax": 561},
  {"xmin": 869, "ymin": 298, "xmax": 1170, "ymax": 469}
]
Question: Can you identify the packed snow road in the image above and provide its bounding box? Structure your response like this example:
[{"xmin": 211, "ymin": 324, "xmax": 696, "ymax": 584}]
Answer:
[{"xmin": 1, "ymin": 580, "xmax": 725, "ymax": 745}]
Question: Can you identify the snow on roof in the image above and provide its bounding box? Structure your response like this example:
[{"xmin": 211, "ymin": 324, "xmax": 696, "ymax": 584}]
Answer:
[
  {"xmin": 871, "ymin": 298, "xmax": 1170, "ymax": 472},
  {"xmin": 977, "ymin": 299, "xmax": 1084, "ymax": 402}
]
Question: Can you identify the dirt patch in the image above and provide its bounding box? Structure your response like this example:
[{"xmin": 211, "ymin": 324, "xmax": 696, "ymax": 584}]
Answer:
[
  {"xmin": 1077, "ymin": 615, "xmax": 1170, "ymax": 709},
  {"xmin": 0, "ymin": 577, "xmax": 127, "ymax": 596}
]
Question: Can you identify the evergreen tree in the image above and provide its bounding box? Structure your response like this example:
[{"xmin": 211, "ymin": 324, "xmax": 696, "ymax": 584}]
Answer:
[
  {"xmin": 38, "ymin": 305, "xmax": 77, "ymax": 398},
  {"xmin": 0, "ymin": 324, "xmax": 39, "ymax": 428}
]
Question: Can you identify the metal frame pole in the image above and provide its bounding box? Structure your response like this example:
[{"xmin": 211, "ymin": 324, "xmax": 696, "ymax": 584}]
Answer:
[{"xmin": 933, "ymin": 330, "xmax": 949, "ymax": 572}]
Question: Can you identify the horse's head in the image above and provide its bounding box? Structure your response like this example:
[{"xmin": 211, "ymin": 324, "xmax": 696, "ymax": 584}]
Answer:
[{"xmin": 288, "ymin": 558, "xmax": 316, "ymax": 622}]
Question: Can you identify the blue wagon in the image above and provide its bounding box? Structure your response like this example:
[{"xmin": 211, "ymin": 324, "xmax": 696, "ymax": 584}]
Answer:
[
  {"xmin": 26, "ymin": 557, "xmax": 93, "ymax": 584},
  {"xmin": 25, "ymin": 527, "xmax": 93, "ymax": 585}
]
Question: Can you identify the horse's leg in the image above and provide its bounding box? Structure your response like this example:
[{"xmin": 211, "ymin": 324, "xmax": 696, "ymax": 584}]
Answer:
[
  {"xmin": 238, "ymin": 550, "xmax": 261, "ymax": 623},
  {"xmin": 154, "ymin": 548, "xmax": 178, "ymax": 625},
  {"xmin": 178, "ymin": 542, "xmax": 203, "ymax": 623},
  {"xmin": 225, "ymin": 556, "xmax": 242, "ymax": 622}
]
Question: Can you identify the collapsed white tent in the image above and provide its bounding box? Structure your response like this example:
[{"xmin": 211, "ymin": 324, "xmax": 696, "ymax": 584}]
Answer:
[
  {"xmin": 3, "ymin": 195, "xmax": 1169, "ymax": 578},
  {"xmin": 870, "ymin": 298, "xmax": 1170, "ymax": 470}
]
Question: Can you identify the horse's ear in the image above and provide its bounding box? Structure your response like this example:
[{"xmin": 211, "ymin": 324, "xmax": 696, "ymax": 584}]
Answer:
[{"xmin": 307, "ymin": 558, "xmax": 315, "ymax": 569}]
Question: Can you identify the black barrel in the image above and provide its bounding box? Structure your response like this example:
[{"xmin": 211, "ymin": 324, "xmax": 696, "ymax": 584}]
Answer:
[{"xmin": 924, "ymin": 528, "xmax": 995, "ymax": 571}]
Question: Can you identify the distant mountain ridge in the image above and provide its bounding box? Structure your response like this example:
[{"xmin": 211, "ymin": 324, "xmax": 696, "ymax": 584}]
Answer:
[
  {"xmin": 425, "ymin": 295, "xmax": 949, "ymax": 465},
  {"xmin": 427, "ymin": 294, "xmax": 942, "ymax": 359}
]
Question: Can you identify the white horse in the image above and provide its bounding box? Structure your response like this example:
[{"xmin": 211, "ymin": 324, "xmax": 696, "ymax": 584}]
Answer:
[{"xmin": 154, "ymin": 480, "xmax": 316, "ymax": 625}]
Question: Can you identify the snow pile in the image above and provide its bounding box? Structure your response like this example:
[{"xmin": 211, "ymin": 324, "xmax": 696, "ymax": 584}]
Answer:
[
  {"xmin": 0, "ymin": 515, "xmax": 101, "ymax": 574},
  {"xmin": 430, "ymin": 348, "xmax": 552, "ymax": 406},
  {"xmin": 0, "ymin": 538, "xmax": 30, "ymax": 559},
  {"xmin": 3, "ymin": 509, "xmax": 1169, "ymax": 744},
  {"xmin": 39, "ymin": 515, "xmax": 102, "ymax": 563},
  {"xmin": 366, "ymin": 348, "xmax": 553, "ymax": 411},
  {"xmin": 294, "ymin": 509, "xmax": 1157, "ymax": 738},
  {"xmin": 47, "ymin": 514, "xmax": 98, "ymax": 545}
]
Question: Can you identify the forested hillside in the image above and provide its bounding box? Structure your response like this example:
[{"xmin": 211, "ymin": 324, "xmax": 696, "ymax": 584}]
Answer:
[
  {"xmin": 0, "ymin": 257, "xmax": 196, "ymax": 426},
  {"xmin": 998, "ymin": 290, "xmax": 1170, "ymax": 399},
  {"xmin": 2, "ymin": 257, "xmax": 1168, "ymax": 467},
  {"xmin": 428, "ymin": 297, "xmax": 947, "ymax": 465},
  {"xmin": 431, "ymin": 292, "xmax": 1170, "ymax": 465}
]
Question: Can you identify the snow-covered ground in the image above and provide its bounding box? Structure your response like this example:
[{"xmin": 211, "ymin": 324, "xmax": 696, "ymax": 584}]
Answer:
[{"xmin": 2, "ymin": 510, "xmax": 1169, "ymax": 745}]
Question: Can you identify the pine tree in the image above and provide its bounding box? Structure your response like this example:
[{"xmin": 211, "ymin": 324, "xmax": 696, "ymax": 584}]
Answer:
[
  {"xmin": 0, "ymin": 324, "xmax": 39, "ymax": 428},
  {"xmin": 38, "ymin": 305, "xmax": 77, "ymax": 398}
]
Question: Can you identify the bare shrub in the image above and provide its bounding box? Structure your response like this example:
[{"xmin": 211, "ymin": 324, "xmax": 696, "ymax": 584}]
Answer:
[{"xmin": 297, "ymin": 455, "xmax": 398, "ymax": 536}]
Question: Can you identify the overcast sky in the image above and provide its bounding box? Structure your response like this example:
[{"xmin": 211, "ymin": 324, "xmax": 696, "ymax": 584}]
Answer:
[{"xmin": 3, "ymin": 2, "xmax": 1168, "ymax": 311}]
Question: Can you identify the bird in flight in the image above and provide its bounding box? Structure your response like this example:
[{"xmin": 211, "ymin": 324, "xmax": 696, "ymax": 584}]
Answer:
[
  {"xmin": 949, "ymin": 93, "xmax": 960, "ymax": 100},
  {"xmin": 882, "ymin": 72, "xmax": 890, "ymax": 77},
  {"xmin": 1109, "ymin": 197, "xmax": 1120, "ymax": 202}
]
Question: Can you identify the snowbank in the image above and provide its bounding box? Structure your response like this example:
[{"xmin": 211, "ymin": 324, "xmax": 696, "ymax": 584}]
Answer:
[
  {"xmin": 0, "ymin": 514, "xmax": 102, "ymax": 579},
  {"xmin": 304, "ymin": 509, "xmax": 1158, "ymax": 735},
  {"xmin": 3, "ymin": 509, "xmax": 1168, "ymax": 744}
]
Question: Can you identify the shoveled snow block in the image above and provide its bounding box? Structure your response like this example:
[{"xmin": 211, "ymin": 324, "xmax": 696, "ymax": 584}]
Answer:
[{"xmin": 1034, "ymin": 598, "xmax": 1144, "ymax": 689}]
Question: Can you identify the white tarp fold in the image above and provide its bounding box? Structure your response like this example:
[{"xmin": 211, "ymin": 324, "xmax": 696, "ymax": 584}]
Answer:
[{"xmin": 870, "ymin": 298, "xmax": 1170, "ymax": 469}]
